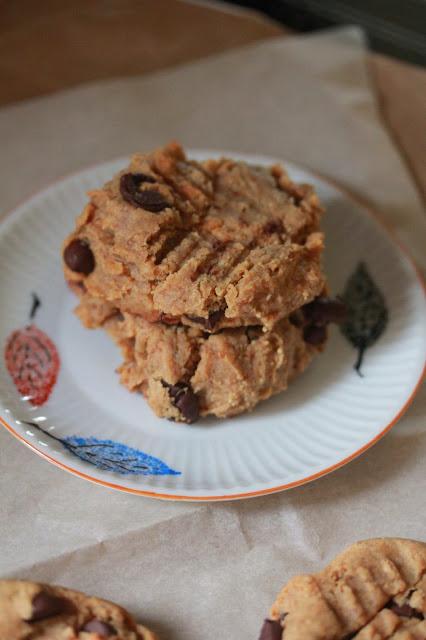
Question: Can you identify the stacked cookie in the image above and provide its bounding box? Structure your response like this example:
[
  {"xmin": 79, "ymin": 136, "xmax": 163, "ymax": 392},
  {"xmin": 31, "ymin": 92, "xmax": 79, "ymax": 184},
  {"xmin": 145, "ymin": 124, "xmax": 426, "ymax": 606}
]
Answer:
[{"xmin": 63, "ymin": 142, "xmax": 344, "ymax": 422}]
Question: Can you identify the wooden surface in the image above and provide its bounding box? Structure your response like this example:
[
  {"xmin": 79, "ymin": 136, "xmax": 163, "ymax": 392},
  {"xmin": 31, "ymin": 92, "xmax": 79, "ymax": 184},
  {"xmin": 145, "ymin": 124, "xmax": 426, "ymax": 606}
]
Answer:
[
  {"xmin": 370, "ymin": 54, "xmax": 426, "ymax": 201},
  {"xmin": 0, "ymin": 0, "xmax": 424, "ymax": 200}
]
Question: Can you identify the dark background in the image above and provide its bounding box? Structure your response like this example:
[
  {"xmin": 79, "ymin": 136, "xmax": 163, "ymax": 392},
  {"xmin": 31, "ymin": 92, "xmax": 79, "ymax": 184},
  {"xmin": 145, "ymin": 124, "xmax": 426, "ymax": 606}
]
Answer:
[{"xmin": 222, "ymin": 0, "xmax": 426, "ymax": 66}]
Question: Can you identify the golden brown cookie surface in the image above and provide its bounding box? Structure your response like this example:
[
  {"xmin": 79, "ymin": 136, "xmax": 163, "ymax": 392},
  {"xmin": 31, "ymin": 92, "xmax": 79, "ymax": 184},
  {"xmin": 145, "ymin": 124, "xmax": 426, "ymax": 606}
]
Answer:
[
  {"xmin": 63, "ymin": 142, "xmax": 325, "ymax": 332},
  {"xmin": 260, "ymin": 538, "xmax": 426, "ymax": 640},
  {"xmin": 103, "ymin": 310, "xmax": 323, "ymax": 422},
  {"xmin": 72, "ymin": 289, "xmax": 345, "ymax": 423},
  {"xmin": 61, "ymin": 142, "xmax": 347, "ymax": 422},
  {"xmin": 0, "ymin": 580, "xmax": 158, "ymax": 640}
]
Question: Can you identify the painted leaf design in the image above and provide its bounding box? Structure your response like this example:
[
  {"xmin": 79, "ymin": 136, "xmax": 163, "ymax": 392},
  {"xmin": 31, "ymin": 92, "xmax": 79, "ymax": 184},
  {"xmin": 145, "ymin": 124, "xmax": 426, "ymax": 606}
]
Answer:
[
  {"xmin": 61, "ymin": 436, "xmax": 181, "ymax": 475},
  {"xmin": 23, "ymin": 423, "xmax": 180, "ymax": 476},
  {"xmin": 5, "ymin": 324, "xmax": 60, "ymax": 405},
  {"xmin": 340, "ymin": 262, "xmax": 388, "ymax": 375}
]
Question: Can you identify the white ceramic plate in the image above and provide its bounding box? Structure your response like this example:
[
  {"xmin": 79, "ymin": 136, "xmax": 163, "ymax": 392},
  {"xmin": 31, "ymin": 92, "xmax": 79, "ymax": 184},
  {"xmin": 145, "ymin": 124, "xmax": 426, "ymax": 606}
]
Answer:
[{"xmin": 0, "ymin": 150, "xmax": 425, "ymax": 501}]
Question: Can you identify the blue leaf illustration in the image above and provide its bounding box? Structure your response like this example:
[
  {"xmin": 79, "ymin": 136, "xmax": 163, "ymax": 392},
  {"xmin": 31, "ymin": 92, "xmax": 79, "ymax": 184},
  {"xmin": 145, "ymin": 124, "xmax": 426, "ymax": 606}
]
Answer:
[{"xmin": 23, "ymin": 422, "xmax": 180, "ymax": 476}]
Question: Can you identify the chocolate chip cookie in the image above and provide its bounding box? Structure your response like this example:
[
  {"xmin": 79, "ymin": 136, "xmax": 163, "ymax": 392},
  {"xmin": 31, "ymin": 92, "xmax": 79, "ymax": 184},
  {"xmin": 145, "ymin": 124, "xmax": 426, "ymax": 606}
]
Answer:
[
  {"xmin": 259, "ymin": 538, "xmax": 426, "ymax": 640},
  {"xmin": 73, "ymin": 291, "xmax": 344, "ymax": 422},
  {"xmin": 107, "ymin": 308, "xmax": 322, "ymax": 422},
  {"xmin": 0, "ymin": 580, "xmax": 158, "ymax": 639},
  {"xmin": 63, "ymin": 143, "xmax": 343, "ymax": 422},
  {"xmin": 63, "ymin": 142, "xmax": 325, "ymax": 332}
]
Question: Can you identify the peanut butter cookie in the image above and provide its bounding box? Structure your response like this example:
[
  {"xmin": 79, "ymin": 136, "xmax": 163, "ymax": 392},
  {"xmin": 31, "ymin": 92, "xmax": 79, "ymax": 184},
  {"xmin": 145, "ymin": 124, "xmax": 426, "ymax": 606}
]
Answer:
[
  {"xmin": 0, "ymin": 580, "xmax": 158, "ymax": 640},
  {"xmin": 63, "ymin": 142, "xmax": 325, "ymax": 332},
  {"xmin": 259, "ymin": 538, "xmax": 426, "ymax": 640}
]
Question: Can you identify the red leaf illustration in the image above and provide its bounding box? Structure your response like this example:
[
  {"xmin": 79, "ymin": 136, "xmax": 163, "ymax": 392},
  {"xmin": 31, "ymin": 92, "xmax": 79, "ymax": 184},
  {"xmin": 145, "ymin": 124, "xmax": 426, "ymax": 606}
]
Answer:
[{"xmin": 5, "ymin": 324, "xmax": 60, "ymax": 406}]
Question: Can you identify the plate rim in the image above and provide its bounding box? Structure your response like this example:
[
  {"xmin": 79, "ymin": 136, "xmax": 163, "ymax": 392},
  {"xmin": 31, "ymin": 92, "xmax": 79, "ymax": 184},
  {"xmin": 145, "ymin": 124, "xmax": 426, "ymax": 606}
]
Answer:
[{"xmin": 0, "ymin": 152, "xmax": 425, "ymax": 501}]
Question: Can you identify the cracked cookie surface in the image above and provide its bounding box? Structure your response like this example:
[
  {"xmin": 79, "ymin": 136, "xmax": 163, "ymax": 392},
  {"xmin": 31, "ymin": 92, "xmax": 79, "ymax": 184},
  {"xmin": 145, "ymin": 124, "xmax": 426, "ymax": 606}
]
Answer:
[
  {"xmin": 260, "ymin": 538, "xmax": 426, "ymax": 640},
  {"xmin": 63, "ymin": 142, "xmax": 325, "ymax": 332},
  {"xmin": 72, "ymin": 291, "xmax": 326, "ymax": 422},
  {"xmin": 62, "ymin": 142, "xmax": 339, "ymax": 422}
]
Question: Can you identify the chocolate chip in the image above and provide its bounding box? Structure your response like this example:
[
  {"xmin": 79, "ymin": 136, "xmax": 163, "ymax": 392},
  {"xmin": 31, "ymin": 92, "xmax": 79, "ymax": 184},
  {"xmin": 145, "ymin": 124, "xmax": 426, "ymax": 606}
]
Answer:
[
  {"xmin": 120, "ymin": 173, "xmax": 168, "ymax": 211},
  {"xmin": 81, "ymin": 619, "xmax": 117, "ymax": 636},
  {"xmin": 120, "ymin": 172, "xmax": 156, "ymax": 193},
  {"xmin": 27, "ymin": 591, "xmax": 68, "ymax": 622},
  {"xmin": 135, "ymin": 189, "xmax": 168, "ymax": 212},
  {"xmin": 303, "ymin": 297, "xmax": 347, "ymax": 326},
  {"xmin": 246, "ymin": 326, "xmax": 263, "ymax": 342},
  {"xmin": 303, "ymin": 324, "xmax": 327, "ymax": 345},
  {"xmin": 173, "ymin": 386, "xmax": 199, "ymax": 423},
  {"xmin": 388, "ymin": 601, "xmax": 423, "ymax": 619},
  {"xmin": 186, "ymin": 309, "xmax": 223, "ymax": 332},
  {"xmin": 134, "ymin": 172, "xmax": 156, "ymax": 183},
  {"xmin": 163, "ymin": 381, "xmax": 199, "ymax": 423},
  {"xmin": 64, "ymin": 239, "xmax": 95, "ymax": 275},
  {"xmin": 289, "ymin": 310, "xmax": 304, "ymax": 328},
  {"xmin": 258, "ymin": 619, "xmax": 283, "ymax": 640}
]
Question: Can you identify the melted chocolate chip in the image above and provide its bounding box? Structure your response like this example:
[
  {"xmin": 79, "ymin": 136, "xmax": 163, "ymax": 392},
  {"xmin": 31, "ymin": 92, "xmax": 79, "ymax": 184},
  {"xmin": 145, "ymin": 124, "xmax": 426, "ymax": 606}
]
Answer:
[
  {"xmin": 64, "ymin": 239, "xmax": 95, "ymax": 275},
  {"xmin": 81, "ymin": 619, "xmax": 117, "ymax": 636},
  {"xmin": 163, "ymin": 381, "xmax": 199, "ymax": 423},
  {"xmin": 387, "ymin": 601, "xmax": 423, "ymax": 619},
  {"xmin": 303, "ymin": 297, "xmax": 347, "ymax": 326},
  {"xmin": 120, "ymin": 173, "xmax": 168, "ymax": 211},
  {"xmin": 186, "ymin": 310, "xmax": 223, "ymax": 332},
  {"xmin": 27, "ymin": 591, "xmax": 69, "ymax": 622},
  {"xmin": 258, "ymin": 618, "xmax": 283, "ymax": 640},
  {"xmin": 303, "ymin": 324, "xmax": 327, "ymax": 346}
]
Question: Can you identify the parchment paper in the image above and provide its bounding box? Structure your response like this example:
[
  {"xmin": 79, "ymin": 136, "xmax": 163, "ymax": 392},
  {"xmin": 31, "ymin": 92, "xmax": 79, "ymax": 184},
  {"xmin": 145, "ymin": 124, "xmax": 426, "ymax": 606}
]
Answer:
[{"xmin": 0, "ymin": 28, "xmax": 425, "ymax": 639}]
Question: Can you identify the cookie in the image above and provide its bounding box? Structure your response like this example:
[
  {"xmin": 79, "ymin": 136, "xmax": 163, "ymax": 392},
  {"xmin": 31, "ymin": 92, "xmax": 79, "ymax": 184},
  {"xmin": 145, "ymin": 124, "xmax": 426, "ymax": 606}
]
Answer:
[
  {"xmin": 0, "ymin": 580, "xmax": 158, "ymax": 640},
  {"xmin": 73, "ymin": 290, "xmax": 345, "ymax": 422},
  {"xmin": 63, "ymin": 142, "xmax": 326, "ymax": 332},
  {"xmin": 259, "ymin": 538, "xmax": 426, "ymax": 640}
]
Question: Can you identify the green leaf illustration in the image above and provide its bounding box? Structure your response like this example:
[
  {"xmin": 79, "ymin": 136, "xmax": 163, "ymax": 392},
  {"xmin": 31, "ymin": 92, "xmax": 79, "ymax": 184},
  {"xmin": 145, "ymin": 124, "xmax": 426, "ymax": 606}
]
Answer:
[{"xmin": 340, "ymin": 262, "xmax": 388, "ymax": 376}]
